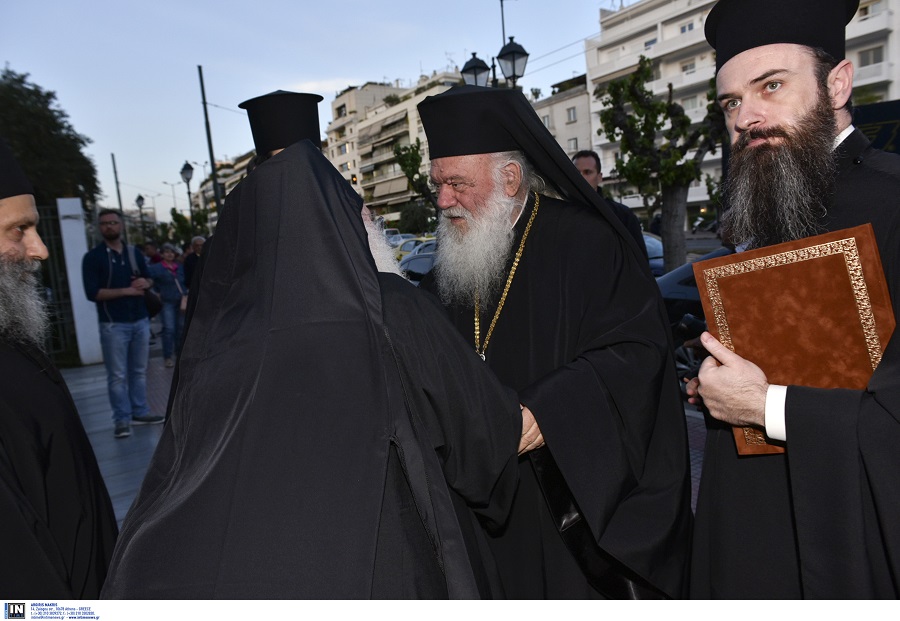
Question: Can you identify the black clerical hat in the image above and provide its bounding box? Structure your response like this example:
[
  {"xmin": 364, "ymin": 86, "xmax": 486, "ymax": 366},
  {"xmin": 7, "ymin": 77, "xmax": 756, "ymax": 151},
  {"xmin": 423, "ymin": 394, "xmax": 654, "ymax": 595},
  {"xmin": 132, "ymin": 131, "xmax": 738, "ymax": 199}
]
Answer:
[
  {"xmin": 0, "ymin": 137, "xmax": 34, "ymax": 200},
  {"xmin": 238, "ymin": 90, "xmax": 324, "ymax": 155},
  {"xmin": 705, "ymin": 0, "xmax": 860, "ymax": 73}
]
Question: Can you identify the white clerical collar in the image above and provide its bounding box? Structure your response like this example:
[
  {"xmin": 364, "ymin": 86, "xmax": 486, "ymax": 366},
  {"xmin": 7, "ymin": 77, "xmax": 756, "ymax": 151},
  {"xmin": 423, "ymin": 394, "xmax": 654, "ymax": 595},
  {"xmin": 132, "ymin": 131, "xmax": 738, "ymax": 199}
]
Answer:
[
  {"xmin": 510, "ymin": 194, "xmax": 530, "ymax": 229},
  {"xmin": 834, "ymin": 125, "xmax": 854, "ymax": 150}
]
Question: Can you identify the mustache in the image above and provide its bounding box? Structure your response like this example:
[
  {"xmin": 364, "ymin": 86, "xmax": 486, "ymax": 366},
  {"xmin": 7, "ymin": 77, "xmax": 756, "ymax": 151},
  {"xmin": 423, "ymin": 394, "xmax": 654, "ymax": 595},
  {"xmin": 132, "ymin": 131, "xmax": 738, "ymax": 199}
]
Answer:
[
  {"xmin": 441, "ymin": 208, "xmax": 472, "ymax": 220},
  {"xmin": 734, "ymin": 126, "xmax": 792, "ymax": 151}
]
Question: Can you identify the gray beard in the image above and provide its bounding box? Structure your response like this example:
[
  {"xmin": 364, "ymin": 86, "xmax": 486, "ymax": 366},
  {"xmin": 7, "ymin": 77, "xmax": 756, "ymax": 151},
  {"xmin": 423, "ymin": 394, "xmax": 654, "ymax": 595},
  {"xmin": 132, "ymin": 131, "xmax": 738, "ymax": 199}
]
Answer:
[
  {"xmin": 721, "ymin": 89, "xmax": 838, "ymax": 250},
  {"xmin": 434, "ymin": 187, "xmax": 519, "ymax": 307},
  {"xmin": 0, "ymin": 255, "xmax": 50, "ymax": 347},
  {"xmin": 365, "ymin": 220, "xmax": 405, "ymax": 277}
]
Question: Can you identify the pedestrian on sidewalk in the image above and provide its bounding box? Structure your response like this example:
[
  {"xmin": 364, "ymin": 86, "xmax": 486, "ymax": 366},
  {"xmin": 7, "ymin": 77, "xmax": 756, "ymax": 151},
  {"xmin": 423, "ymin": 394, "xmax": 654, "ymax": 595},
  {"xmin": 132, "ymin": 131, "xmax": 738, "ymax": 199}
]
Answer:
[
  {"xmin": 82, "ymin": 209, "xmax": 164, "ymax": 438},
  {"xmin": 149, "ymin": 243, "xmax": 186, "ymax": 368}
]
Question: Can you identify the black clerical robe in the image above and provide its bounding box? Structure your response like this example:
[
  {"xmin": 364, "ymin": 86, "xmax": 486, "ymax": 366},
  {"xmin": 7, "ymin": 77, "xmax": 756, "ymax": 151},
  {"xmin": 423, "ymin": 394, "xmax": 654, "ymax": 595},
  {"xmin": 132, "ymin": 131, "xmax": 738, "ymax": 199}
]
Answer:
[
  {"xmin": 423, "ymin": 193, "xmax": 692, "ymax": 599},
  {"xmin": 0, "ymin": 339, "xmax": 118, "ymax": 598},
  {"xmin": 102, "ymin": 140, "xmax": 520, "ymax": 599},
  {"xmin": 691, "ymin": 129, "xmax": 900, "ymax": 599}
]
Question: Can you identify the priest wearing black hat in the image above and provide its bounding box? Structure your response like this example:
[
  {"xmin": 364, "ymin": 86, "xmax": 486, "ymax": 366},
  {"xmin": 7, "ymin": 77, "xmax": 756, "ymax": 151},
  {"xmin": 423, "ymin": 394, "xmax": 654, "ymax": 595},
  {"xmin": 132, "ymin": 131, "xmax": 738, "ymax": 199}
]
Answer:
[
  {"xmin": 417, "ymin": 86, "xmax": 692, "ymax": 599},
  {"xmin": 0, "ymin": 137, "xmax": 118, "ymax": 597},
  {"xmin": 103, "ymin": 124, "xmax": 529, "ymax": 594},
  {"xmin": 687, "ymin": 0, "xmax": 900, "ymax": 598}
]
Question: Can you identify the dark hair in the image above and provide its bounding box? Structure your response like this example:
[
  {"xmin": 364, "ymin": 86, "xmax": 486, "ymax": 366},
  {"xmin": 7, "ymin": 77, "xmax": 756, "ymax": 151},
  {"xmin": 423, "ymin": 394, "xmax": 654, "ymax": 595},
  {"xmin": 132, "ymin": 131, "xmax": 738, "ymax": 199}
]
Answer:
[
  {"xmin": 572, "ymin": 150, "xmax": 602, "ymax": 173},
  {"xmin": 98, "ymin": 208, "xmax": 123, "ymax": 221},
  {"xmin": 807, "ymin": 46, "xmax": 852, "ymax": 114}
]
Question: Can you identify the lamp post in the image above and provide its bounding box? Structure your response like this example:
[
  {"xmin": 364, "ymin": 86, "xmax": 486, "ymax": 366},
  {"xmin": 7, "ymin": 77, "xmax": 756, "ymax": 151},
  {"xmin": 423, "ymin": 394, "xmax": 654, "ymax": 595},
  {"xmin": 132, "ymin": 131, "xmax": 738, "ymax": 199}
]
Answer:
[
  {"xmin": 162, "ymin": 180, "xmax": 182, "ymax": 212},
  {"xmin": 180, "ymin": 161, "xmax": 195, "ymax": 234},
  {"xmin": 135, "ymin": 194, "xmax": 146, "ymax": 241}
]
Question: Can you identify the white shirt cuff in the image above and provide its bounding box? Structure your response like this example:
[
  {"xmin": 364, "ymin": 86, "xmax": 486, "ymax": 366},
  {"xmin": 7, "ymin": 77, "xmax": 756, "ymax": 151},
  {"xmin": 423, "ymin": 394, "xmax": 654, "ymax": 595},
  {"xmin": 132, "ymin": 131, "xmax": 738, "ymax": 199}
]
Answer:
[{"xmin": 765, "ymin": 384, "xmax": 788, "ymax": 441}]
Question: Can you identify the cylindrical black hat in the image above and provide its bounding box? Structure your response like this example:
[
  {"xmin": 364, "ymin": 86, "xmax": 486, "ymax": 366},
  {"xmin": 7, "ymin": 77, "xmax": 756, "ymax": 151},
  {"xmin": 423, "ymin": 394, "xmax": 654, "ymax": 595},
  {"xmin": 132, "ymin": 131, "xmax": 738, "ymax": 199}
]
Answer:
[
  {"xmin": 238, "ymin": 90, "xmax": 324, "ymax": 155},
  {"xmin": 0, "ymin": 137, "xmax": 34, "ymax": 200},
  {"xmin": 705, "ymin": 0, "xmax": 860, "ymax": 73}
]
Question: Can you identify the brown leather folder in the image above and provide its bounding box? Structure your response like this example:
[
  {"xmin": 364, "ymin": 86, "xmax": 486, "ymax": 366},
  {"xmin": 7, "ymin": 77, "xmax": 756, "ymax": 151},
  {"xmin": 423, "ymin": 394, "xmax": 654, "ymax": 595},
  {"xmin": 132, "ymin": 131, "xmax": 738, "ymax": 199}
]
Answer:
[{"xmin": 692, "ymin": 224, "xmax": 895, "ymax": 455}]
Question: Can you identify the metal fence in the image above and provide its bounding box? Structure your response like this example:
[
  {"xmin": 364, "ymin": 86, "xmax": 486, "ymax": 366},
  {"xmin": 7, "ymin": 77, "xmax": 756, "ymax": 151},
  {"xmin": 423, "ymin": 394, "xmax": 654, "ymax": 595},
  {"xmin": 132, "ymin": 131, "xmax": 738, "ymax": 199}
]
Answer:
[{"xmin": 37, "ymin": 204, "xmax": 81, "ymax": 366}]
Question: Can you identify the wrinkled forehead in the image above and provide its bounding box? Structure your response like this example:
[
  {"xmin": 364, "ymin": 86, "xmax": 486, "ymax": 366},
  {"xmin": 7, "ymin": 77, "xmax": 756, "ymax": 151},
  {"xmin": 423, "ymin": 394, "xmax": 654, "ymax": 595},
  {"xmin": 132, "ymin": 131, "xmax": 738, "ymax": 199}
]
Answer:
[{"xmin": 430, "ymin": 153, "xmax": 492, "ymax": 180}]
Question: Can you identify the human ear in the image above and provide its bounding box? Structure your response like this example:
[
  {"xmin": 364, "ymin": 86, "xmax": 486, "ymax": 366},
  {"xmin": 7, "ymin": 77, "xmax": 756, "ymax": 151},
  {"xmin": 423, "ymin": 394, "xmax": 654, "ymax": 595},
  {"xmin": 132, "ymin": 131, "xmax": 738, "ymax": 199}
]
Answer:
[
  {"xmin": 828, "ymin": 59, "xmax": 854, "ymax": 110},
  {"xmin": 503, "ymin": 162, "xmax": 523, "ymax": 198}
]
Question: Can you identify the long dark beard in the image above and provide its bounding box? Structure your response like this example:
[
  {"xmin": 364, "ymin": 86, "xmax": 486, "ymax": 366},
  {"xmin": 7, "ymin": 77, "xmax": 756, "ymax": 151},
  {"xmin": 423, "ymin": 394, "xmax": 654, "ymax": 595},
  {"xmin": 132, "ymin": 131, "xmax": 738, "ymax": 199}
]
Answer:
[
  {"xmin": 721, "ymin": 88, "xmax": 838, "ymax": 250},
  {"xmin": 0, "ymin": 255, "xmax": 50, "ymax": 347}
]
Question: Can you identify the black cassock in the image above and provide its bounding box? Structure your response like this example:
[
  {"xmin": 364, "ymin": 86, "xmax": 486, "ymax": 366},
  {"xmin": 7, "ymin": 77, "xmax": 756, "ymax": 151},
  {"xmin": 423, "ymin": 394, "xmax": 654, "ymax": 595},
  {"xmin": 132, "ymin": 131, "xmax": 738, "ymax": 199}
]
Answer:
[
  {"xmin": 0, "ymin": 339, "xmax": 118, "ymax": 598},
  {"xmin": 101, "ymin": 140, "xmax": 520, "ymax": 599},
  {"xmin": 691, "ymin": 129, "xmax": 900, "ymax": 599},
  {"xmin": 422, "ymin": 193, "xmax": 693, "ymax": 599}
]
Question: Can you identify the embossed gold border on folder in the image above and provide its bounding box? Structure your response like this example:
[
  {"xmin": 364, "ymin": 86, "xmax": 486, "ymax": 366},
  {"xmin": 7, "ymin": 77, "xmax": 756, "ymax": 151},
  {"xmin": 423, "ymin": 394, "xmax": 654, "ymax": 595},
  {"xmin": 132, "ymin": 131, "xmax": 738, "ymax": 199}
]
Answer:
[{"xmin": 701, "ymin": 237, "xmax": 883, "ymax": 370}]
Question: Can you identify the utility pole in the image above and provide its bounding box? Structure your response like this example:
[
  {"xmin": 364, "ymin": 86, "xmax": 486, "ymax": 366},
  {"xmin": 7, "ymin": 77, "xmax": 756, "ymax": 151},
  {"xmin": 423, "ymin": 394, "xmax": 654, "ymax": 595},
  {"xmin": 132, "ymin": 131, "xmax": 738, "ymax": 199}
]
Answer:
[
  {"xmin": 111, "ymin": 153, "xmax": 128, "ymax": 243},
  {"xmin": 197, "ymin": 66, "xmax": 222, "ymax": 213}
]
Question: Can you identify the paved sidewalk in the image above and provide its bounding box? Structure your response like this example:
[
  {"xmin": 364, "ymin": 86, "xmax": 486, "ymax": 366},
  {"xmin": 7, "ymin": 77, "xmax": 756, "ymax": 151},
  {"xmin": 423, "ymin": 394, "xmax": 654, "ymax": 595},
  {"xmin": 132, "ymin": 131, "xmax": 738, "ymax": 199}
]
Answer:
[{"xmin": 63, "ymin": 345, "xmax": 708, "ymax": 526}]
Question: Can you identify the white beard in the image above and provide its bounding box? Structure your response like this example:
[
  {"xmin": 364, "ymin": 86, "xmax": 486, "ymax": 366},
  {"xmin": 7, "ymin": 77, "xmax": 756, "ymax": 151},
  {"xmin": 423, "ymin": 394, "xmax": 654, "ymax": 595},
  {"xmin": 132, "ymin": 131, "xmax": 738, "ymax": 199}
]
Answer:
[
  {"xmin": 0, "ymin": 254, "xmax": 50, "ymax": 347},
  {"xmin": 364, "ymin": 217, "xmax": 405, "ymax": 277},
  {"xmin": 434, "ymin": 184, "xmax": 519, "ymax": 307}
]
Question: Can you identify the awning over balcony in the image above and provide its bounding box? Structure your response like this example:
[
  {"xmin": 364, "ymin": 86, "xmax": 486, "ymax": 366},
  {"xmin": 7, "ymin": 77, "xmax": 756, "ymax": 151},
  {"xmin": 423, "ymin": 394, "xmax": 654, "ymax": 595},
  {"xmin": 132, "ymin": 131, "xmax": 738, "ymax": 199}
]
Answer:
[
  {"xmin": 358, "ymin": 109, "xmax": 409, "ymax": 146},
  {"xmin": 372, "ymin": 177, "xmax": 408, "ymax": 197}
]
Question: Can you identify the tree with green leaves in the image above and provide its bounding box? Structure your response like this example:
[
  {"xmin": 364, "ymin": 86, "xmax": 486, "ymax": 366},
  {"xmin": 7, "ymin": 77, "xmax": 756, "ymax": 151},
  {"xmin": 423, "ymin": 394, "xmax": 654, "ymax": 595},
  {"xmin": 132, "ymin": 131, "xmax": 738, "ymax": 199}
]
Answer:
[
  {"xmin": 597, "ymin": 55, "xmax": 727, "ymax": 272},
  {"xmin": 393, "ymin": 138, "xmax": 437, "ymax": 212},
  {"xmin": 0, "ymin": 67, "xmax": 100, "ymax": 210}
]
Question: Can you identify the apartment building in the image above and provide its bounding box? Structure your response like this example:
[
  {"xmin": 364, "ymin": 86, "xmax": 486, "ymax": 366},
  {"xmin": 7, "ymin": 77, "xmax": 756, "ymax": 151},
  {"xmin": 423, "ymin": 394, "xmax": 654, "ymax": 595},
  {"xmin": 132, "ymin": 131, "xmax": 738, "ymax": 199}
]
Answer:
[
  {"xmin": 354, "ymin": 71, "xmax": 459, "ymax": 215},
  {"xmin": 584, "ymin": 0, "xmax": 899, "ymax": 218},
  {"xmin": 326, "ymin": 82, "xmax": 406, "ymax": 196},
  {"xmin": 532, "ymin": 75, "xmax": 593, "ymax": 159}
]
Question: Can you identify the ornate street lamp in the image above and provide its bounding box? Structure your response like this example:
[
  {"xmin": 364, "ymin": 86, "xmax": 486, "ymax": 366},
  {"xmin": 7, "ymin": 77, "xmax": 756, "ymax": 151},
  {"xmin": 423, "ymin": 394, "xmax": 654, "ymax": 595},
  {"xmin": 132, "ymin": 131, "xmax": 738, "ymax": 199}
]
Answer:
[
  {"xmin": 135, "ymin": 194, "xmax": 146, "ymax": 240},
  {"xmin": 461, "ymin": 53, "xmax": 492, "ymax": 88},
  {"xmin": 180, "ymin": 161, "xmax": 195, "ymax": 234},
  {"xmin": 497, "ymin": 36, "xmax": 529, "ymax": 88}
]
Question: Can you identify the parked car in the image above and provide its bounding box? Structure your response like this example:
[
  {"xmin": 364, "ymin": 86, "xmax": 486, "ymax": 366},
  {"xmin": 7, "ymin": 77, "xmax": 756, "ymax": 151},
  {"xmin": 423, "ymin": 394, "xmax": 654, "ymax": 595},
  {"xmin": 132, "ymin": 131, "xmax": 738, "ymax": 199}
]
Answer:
[
  {"xmin": 399, "ymin": 252, "xmax": 435, "ymax": 285},
  {"xmin": 643, "ymin": 232, "xmax": 665, "ymax": 277},
  {"xmin": 655, "ymin": 245, "xmax": 733, "ymax": 393},
  {"xmin": 395, "ymin": 236, "xmax": 433, "ymax": 261},
  {"xmin": 383, "ymin": 228, "xmax": 400, "ymax": 239},
  {"xmin": 387, "ymin": 233, "xmax": 416, "ymax": 248},
  {"xmin": 409, "ymin": 239, "xmax": 436, "ymax": 256}
]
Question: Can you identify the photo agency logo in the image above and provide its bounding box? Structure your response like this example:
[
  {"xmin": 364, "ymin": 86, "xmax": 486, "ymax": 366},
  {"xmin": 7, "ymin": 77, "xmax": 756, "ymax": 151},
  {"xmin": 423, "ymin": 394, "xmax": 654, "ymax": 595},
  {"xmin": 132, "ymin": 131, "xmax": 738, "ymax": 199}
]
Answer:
[{"xmin": 4, "ymin": 603, "xmax": 25, "ymax": 619}]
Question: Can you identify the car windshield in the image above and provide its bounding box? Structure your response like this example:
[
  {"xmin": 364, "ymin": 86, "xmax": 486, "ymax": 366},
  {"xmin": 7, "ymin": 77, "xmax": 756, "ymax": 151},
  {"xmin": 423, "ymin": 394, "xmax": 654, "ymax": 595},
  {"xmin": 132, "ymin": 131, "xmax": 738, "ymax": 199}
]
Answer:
[{"xmin": 643, "ymin": 235, "xmax": 663, "ymax": 259}]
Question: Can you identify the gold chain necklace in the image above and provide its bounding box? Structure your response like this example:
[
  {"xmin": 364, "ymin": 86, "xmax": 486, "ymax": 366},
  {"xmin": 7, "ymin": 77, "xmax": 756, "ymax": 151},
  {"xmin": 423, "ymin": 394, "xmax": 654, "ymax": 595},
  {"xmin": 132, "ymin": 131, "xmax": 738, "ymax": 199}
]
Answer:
[{"xmin": 474, "ymin": 192, "xmax": 540, "ymax": 361}]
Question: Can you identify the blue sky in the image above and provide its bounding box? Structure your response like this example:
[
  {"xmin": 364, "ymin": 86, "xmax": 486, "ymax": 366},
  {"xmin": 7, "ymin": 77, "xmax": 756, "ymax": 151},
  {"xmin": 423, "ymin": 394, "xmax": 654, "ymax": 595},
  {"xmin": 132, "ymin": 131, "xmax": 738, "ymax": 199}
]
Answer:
[{"xmin": 4, "ymin": 0, "xmax": 635, "ymax": 220}]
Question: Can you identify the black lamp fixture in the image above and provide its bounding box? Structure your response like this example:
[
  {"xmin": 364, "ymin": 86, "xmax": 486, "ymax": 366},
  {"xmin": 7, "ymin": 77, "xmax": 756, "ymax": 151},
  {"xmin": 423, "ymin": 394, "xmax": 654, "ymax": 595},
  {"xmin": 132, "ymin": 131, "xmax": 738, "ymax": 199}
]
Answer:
[
  {"xmin": 460, "ymin": 39, "xmax": 528, "ymax": 89},
  {"xmin": 180, "ymin": 161, "xmax": 195, "ymax": 234},
  {"xmin": 461, "ymin": 53, "xmax": 492, "ymax": 88},
  {"xmin": 497, "ymin": 36, "xmax": 529, "ymax": 87},
  {"xmin": 135, "ymin": 194, "xmax": 146, "ymax": 239}
]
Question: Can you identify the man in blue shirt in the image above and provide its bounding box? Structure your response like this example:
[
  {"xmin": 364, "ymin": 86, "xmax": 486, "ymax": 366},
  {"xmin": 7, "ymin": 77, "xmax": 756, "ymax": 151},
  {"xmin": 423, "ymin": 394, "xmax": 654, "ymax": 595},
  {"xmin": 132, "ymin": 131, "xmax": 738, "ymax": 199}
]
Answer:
[{"xmin": 82, "ymin": 209, "xmax": 163, "ymax": 438}]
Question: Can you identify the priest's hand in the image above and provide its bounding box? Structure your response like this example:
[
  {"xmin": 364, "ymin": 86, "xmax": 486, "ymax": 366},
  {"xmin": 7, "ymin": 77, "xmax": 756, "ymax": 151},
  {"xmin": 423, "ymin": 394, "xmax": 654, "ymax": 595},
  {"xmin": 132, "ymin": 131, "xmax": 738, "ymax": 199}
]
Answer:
[
  {"xmin": 518, "ymin": 405, "xmax": 544, "ymax": 455},
  {"xmin": 695, "ymin": 332, "xmax": 768, "ymax": 428}
]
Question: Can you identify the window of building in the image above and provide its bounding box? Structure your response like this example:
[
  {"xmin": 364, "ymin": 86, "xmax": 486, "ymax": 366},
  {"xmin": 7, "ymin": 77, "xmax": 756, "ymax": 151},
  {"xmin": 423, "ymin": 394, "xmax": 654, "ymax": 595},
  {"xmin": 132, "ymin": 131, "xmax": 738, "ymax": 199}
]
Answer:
[
  {"xmin": 681, "ymin": 61, "xmax": 696, "ymax": 75},
  {"xmin": 680, "ymin": 21, "xmax": 694, "ymax": 34},
  {"xmin": 338, "ymin": 143, "xmax": 348, "ymax": 155},
  {"xmin": 644, "ymin": 38, "xmax": 657, "ymax": 50},
  {"xmin": 339, "ymin": 162, "xmax": 350, "ymax": 172},
  {"xmin": 336, "ymin": 104, "xmax": 347, "ymax": 118},
  {"xmin": 859, "ymin": 1, "xmax": 884, "ymax": 17},
  {"xmin": 566, "ymin": 107, "xmax": 577, "ymax": 123},
  {"xmin": 681, "ymin": 95, "xmax": 699, "ymax": 110},
  {"xmin": 542, "ymin": 115, "xmax": 551, "ymax": 128},
  {"xmin": 859, "ymin": 46, "xmax": 884, "ymax": 67},
  {"xmin": 567, "ymin": 138, "xmax": 578, "ymax": 151}
]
